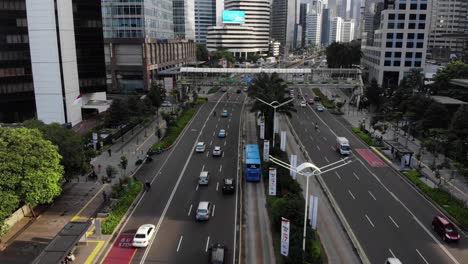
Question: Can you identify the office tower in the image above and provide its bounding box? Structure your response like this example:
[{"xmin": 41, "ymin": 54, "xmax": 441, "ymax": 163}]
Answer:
[
  {"xmin": 306, "ymin": 9, "xmax": 323, "ymax": 45},
  {"xmin": 102, "ymin": 0, "xmax": 196, "ymax": 92},
  {"xmin": 270, "ymin": 0, "xmax": 300, "ymax": 55},
  {"xmin": 428, "ymin": 0, "xmax": 468, "ymax": 59},
  {"xmin": 337, "ymin": 0, "xmax": 351, "ymax": 19},
  {"xmin": 195, "ymin": 0, "xmax": 217, "ymax": 43},
  {"xmin": 341, "ymin": 19, "xmax": 355, "ymax": 42},
  {"xmin": 0, "ymin": 0, "xmax": 107, "ymax": 125},
  {"xmin": 174, "ymin": 0, "xmax": 196, "ymax": 40},
  {"xmin": 321, "ymin": 8, "xmax": 331, "ymax": 45},
  {"xmin": 361, "ymin": 0, "xmax": 384, "ymax": 45},
  {"xmin": 330, "ymin": 17, "xmax": 344, "ymax": 42},
  {"xmin": 206, "ymin": 0, "xmax": 271, "ymax": 57},
  {"xmin": 362, "ymin": 0, "xmax": 430, "ymax": 87},
  {"xmin": 300, "ymin": 3, "xmax": 310, "ymax": 48}
]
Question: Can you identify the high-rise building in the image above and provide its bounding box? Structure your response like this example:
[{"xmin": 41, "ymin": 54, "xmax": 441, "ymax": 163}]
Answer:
[
  {"xmin": 306, "ymin": 9, "xmax": 323, "ymax": 45},
  {"xmin": 174, "ymin": 0, "xmax": 196, "ymax": 40},
  {"xmin": 362, "ymin": 0, "xmax": 430, "ymax": 87},
  {"xmin": 0, "ymin": 0, "xmax": 107, "ymax": 125},
  {"xmin": 300, "ymin": 3, "xmax": 310, "ymax": 48},
  {"xmin": 428, "ymin": 0, "xmax": 468, "ymax": 59},
  {"xmin": 270, "ymin": 0, "xmax": 300, "ymax": 55},
  {"xmin": 361, "ymin": 0, "xmax": 384, "ymax": 46},
  {"xmin": 337, "ymin": 0, "xmax": 351, "ymax": 19},
  {"xmin": 194, "ymin": 0, "xmax": 216, "ymax": 43},
  {"xmin": 102, "ymin": 0, "xmax": 196, "ymax": 93},
  {"xmin": 341, "ymin": 19, "xmax": 355, "ymax": 42},
  {"xmin": 206, "ymin": 0, "xmax": 271, "ymax": 57},
  {"xmin": 321, "ymin": 8, "xmax": 331, "ymax": 45},
  {"xmin": 330, "ymin": 17, "xmax": 344, "ymax": 42}
]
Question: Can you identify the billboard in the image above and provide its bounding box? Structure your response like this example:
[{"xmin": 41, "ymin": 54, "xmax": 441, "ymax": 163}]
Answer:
[{"xmin": 222, "ymin": 10, "xmax": 245, "ymax": 24}]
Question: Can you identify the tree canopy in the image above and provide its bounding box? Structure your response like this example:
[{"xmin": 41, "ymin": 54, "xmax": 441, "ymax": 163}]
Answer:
[
  {"xmin": 211, "ymin": 48, "xmax": 236, "ymax": 66},
  {"xmin": 0, "ymin": 127, "xmax": 63, "ymax": 231},
  {"xmin": 430, "ymin": 61, "xmax": 468, "ymax": 101},
  {"xmin": 23, "ymin": 120, "xmax": 88, "ymax": 180},
  {"xmin": 326, "ymin": 40, "xmax": 362, "ymax": 68},
  {"xmin": 196, "ymin": 43, "xmax": 209, "ymax": 62}
]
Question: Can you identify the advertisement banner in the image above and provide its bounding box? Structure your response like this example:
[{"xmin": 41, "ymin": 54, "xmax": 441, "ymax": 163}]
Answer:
[
  {"xmin": 222, "ymin": 10, "xmax": 246, "ymax": 24},
  {"xmin": 268, "ymin": 168, "xmax": 277, "ymax": 196},
  {"xmin": 290, "ymin": 154, "xmax": 297, "ymax": 179},
  {"xmin": 164, "ymin": 77, "xmax": 173, "ymax": 90},
  {"xmin": 263, "ymin": 140, "xmax": 270, "ymax": 162},
  {"xmin": 309, "ymin": 195, "xmax": 319, "ymax": 230},
  {"xmin": 280, "ymin": 131, "xmax": 286, "ymax": 152},
  {"xmin": 260, "ymin": 121, "xmax": 265, "ymax": 139},
  {"xmin": 281, "ymin": 217, "xmax": 290, "ymax": 256}
]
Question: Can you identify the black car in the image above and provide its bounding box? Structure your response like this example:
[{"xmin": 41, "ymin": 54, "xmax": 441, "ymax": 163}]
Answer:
[
  {"xmin": 313, "ymin": 96, "xmax": 321, "ymax": 102},
  {"xmin": 209, "ymin": 243, "xmax": 226, "ymax": 264},
  {"xmin": 222, "ymin": 178, "xmax": 235, "ymax": 194},
  {"xmin": 236, "ymin": 89, "xmax": 241, "ymax": 94}
]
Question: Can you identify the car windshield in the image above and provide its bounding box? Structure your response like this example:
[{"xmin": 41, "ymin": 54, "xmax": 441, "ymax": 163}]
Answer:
[
  {"xmin": 342, "ymin": 146, "xmax": 350, "ymax": 151},
  {"xmin": 211, "ymin": 248, "xmax": 225, "ymax": 262},
  {"xmin": 197, "ymin": 209, "xmax": 207, "ymax": 214},
  {"xmin": 135, "ymin": 234, "xmax": 146, "ymax": 239},
  {"xmin": 445, "ymin": 225, "xmax": 455, "ymax": 233}
]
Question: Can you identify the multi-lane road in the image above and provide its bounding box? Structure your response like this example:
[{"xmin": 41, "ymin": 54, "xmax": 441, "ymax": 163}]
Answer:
[
  {"xmin": 107, "ymin": 90, "xmax": 245, "ymax": 264},
  {"xmin": 290, "ymin": 87, "xmax": 468, "ymax": 263}
]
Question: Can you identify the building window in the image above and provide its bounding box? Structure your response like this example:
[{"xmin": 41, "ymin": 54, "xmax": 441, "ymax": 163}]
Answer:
[
  {"xmin": 414, "ymin": 61, "xmax": 421, "ymax": 67},
  {"xmin": 405, "ymin": 61, "xmax": 412, "ymax": 67},
  {"xmin": 395, "ymin": 42, "xmax": 403, "ymax": 48},
  {"xmin": 407, "ymin": 42, "xmax": 414, "ymax": 48},
  {"xmin": 398, "ymin": 23, "xmax": 405, "ymax": 29},
  {"xmin": 387, "ymin": 33, "xmax": 393, "ymax": 39},
  {"xmin": 398, "ymin": 14, "xmax": 405, "ymax": 20},
  {"xmin": 417, "ymin": 33, "xmax": 424, "ymax": 39},
  {"xmin": 395, "ymin": 52, "xmax": 401, "ymax": 58},
  {"xmin": 409, "ymin": 14, "xmax": 417, "ymax": 20},
  {"xmin": 418, "ymin": 23, "xmax": 425, "ymax": 29},
  {"xmin": 415, "ymin": 52, "xmax": 422, "ymax": 58},
  {"xmin": 406, "ymin": 52, "xmax": 413, "ymax": 58},
  {"xmin": 386, "ymin": 42, "xmax": 393, "ymax": 48},
  {"xmin": 384, "ymin": 60, "xmax": 391, "ymax": 66},
  {"xmin": 388, "ymin": 23, "xmax": 395, "ymax": 29},
  {"xmin": 399, "ymin": 4, "xmax": 406, "ymax": 10},
  {"xmin": 393, "ymin": 61, "xmax": 401, "ymax": 66},
  {"xmin": 420, "ymin": 4, "xmax": 427, "ymax": 10},
  {"xmin": 389, "ymin": 14, "xmax": 395, "ymax": 20},
  {"xmin": 419, "ymin": 14, "xmax": 426, "ymax": 20},
  {"xmin": 396, "ymin": 33, "xmax": 403, "ymax": 39},
  {"xmin": 385, "ymin": 52, "xmax": 392, "ymax": 57},
  {"xmin": 408, "ymin": 33, "xmax": 415, "ymax": 39},
  {"xmin": 409, "ymin": 23, "xmax": 416, "ymax": 29},
  {"xmin": 416, "ymin": 42, "xmax": 424, "ymax": 48},
  {"xmin": 410, "ymin": 4, "xmax": 417, "ymax": 10}
]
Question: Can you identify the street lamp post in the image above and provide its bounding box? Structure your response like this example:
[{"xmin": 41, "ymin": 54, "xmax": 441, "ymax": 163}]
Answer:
[
  {"xmin": 269, "ymin": 156, "xmax": 353, "ymax": 252},
  {"xmin": 256, "ymin": 97, "xmax": 294, "ymax": 148}
]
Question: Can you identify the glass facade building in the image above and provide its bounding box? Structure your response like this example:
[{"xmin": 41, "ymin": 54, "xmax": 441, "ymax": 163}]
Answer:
[{"xmin": 195, "ymin": 0, "xmax": 216, "ymax": 43}]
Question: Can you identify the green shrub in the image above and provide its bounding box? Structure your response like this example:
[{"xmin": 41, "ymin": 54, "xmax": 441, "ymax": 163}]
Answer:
[
  {"xmin": 207, "ymin": 87, "xmax": 219, "ymax": 94},
  {"xmin": 102, "ymin": 179, "xmax": 142, "ymax": 234},
  {"xmin": 312, "ymin": 88, "xmax": 335, "ymax": 109},
  {"xmin": 352, "ymin": 127, "xmax": 382, "ymax": 147},
  {"xmin": 403, "ymin": 170, "xmax": 468, "ymax": 228},
  {"xmin": 151, "ymin": 106, "xmax": 197, "ymax": 150}
]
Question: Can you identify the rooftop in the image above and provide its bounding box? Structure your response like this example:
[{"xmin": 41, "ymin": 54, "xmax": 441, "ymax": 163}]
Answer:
[{"xmin": 431, "ymin": 96, "xmax": 468, "ymax": 105}]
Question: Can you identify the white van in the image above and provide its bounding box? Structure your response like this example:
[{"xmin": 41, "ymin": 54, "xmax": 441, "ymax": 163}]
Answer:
[
  {"xmin": 198, "ymin": 171, "xmax": 210, "ymax": 185},
  {"xmin": 385, "ymin": 258, "xmax": 402, "ymax": 264},
  {"xmin": 336, "ymin": 137, "xmax": 351, "ymax": 155},
  {"xmin": 195, "ymin": 201, "xmax": 212, "ymax": 221}
]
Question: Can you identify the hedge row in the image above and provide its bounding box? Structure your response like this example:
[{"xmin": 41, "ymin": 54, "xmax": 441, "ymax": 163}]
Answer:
[
  {"xmin": 208, "ymin": 87, "xmax": 220, "ymax": 94},
  {"xmin": 151, "ymin": 106, "xmax": 198, "ymax": 151},
  {"xmin": 403, "ymin": 170, "xmax": 468, "ymax": 228},
  {"xmin": 352, "ymin": 127, "xmax": 382, "ymax": 147},
  {"xmin": 311, "ymin": 88, "xmax": 335, "ymax": 109},
  {"xmin": 102, "ymin": 179, "xmax": 142, "ymax": 234},
  {"xmin": 262, "ymin": 148, "xmax": 324, "ymax": 264}
]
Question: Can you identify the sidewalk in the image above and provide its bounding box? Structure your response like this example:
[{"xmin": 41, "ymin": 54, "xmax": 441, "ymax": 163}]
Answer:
[
  {"xmin": 321, "ymin": 87, "xmax": 468, "ymax": 206},
  {"xmin": 0, "ymin": 115, "xmax": 166, "ymax": 264}
]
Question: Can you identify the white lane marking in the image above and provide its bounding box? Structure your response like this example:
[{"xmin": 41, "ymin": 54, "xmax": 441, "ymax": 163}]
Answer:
[
  {"xmin": 224, "ymin": 141, "xmax": 227, "ymax": 146},
  {"xmin": 213, "ymin": 131, "xmax": 216, "ymax": 136},
  {"xmin": 316, "ymin": 145, "xmax": 321, "ymax": 151},
  {"xmin": 218, "ymin": 118, "xmax": 220, "ymax": 122},
  {"xmin": 348, "ymin": 190, "xmax": 356, "ymax": 200},
  {"xmin": 335, "ymin": 171, "xmax": 342, "ymax": 180},
  {"xmin": 356, "ymin": 158, "xmax": 461, "ymax": 264},
  {"xmin": 187, "ymin": 204, "xmax": 193, "ymax": 216},
  {"xmin": 389, "ymin": 248, "xmax": 396, "ymax": 258},
  {"xmin": 219, "ymin": 165, "xmax": 223, "ymax": 172},
  {"xmin": 212, "ymin": 204, "xmax": 216, "ymax": 216},
  {"xmin": 196, "ymin": 184, "xmax": 199, "ymax": 191},
  {"xmin": 323, "ymin": 137, "xmax": 327, "ymax": 141},
  {"xmin": 310, "ymin": 136, "xmax": 314, "ymax": 141},
  {"xmin": 215, "ymin": 124, "xmax": 218, "ymax": 129},
  {"xmin": 176, "ymin": 236, "xmax": 183, "ymax": 252},
  {"xmin": 202, "ymin": 165, "xmax": 205, "ymax": 171},
  {"xmin": 388, "ymin": 215, "xmax": 399, "ymax": 228},
  {"xmin": 389, "ymin": 191, "xmax": 399, "ymax": 201},
  {"xmin": 216, "ymin": 182, "xmax": 219, "ymax": 191},
  {"xmin": 229, "ymin": 118, "xmax": 231, "ymax": 122},
  {"xmin": 222, "ymin": 152, "xmax": 225, "ymax": 158},
  {"xmin": 353, "ymin": 172, "xmax": 360, "ymax": 180},
  {"xmin": 416, "ymin": 249, "xmax": 429, "ymax": 264},
  {"xmin": 324, "ymin": 156, "xmax": 329, "ymax": 162},
  {"xmin": 210, "ymin": 140, "xmax": 213, "ymax": 146},
  {"xmin": 330, "ymin": 146, "xmax": 335, "ymax": 151},
  {"xmin": 368, "ymin": 190, "xmax": 377, "ymax": 201},
  {"xmin": 365, "ymin": 214, "xmax": 375, "ymax": 228},
  {"xmin": 205, "ymin": 236, "xmax": 210, "ymax": 252},
  {"xmin": 206, "ymin": 152, "xmax": 209, "ymax": 157},
  {"xmin": 228, "ymin": 124, "xmax": 230, "ymax": 129},
  {"xmin": 305, "ymin": 128, "xmax": 308, "ymax": 133}
]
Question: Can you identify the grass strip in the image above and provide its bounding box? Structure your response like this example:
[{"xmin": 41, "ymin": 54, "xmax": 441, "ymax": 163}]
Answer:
[
  {"xmin": 312, "ymin": 88, "xmax": 335, "ymax": 109},
  {"xmin": 151, "ymin": 106, "xmax": 197, "ymax": 150},
  {"xmin": 403, "ymin": 170, "xmax": 468, "ymax": 228},
  {"xmin": 102, "ymin": 179, "xmax": 142, "ymax": 234}
]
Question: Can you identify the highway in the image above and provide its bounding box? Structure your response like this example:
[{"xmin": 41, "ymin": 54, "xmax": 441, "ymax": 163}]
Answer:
[
  {"xmin": 110, "ymin": 89, "xmax": 245, "ymax": 264},
  {"xmin": 288, "ymin": 87, "xmax": 468, "ymax": 263}
]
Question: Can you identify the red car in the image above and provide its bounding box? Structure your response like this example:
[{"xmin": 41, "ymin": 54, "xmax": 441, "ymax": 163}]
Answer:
[{"xmin": 432, "ymin": 215, "xmax": 460, "ymax": 242}]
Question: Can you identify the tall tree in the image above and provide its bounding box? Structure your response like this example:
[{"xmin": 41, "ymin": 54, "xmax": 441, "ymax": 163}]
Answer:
[
  {"xmin": 196, "ymin": 43, "xmax": 209, "ymax": 62},
  {"xmin": 431, "ymin": 61, "xmax": 468, "ymax": 101},
  {"xmin": 365, "ymin": 79, "xmax": 384, "ymax": 112},
  {"xmin": 326, "ymin": 41, "xmax": 362, "ymax": 68},
  {"xmin": 148, "ymin": 84, "xmax": 165, "ymax": 109},
  {"xmin": 450, "ymin": 104, "xmax": 468, "ymax": 138},
  {"xmin": 0, "ymin": 127, "xmax": 63, "ymax": 219},
  {"xmin": 105, "ymin": 98, "xmax": 129, "ymax": 127},
  {"xmin": 23, "ymin": 120, "xmax": 88, "ymax": 180},
  {"xmin": 212, "ymin": 48, "xmax": 236, "ymax": 65},
  {"xmin": 403, "ymin": 68, "xmax": 425, "ymax": 93},
  {"xmin": 248, "ymin": 72, "xmax": 295, "ymax": 143},
  {"xmin": 419, "ymin": 102, "xmax": 449, "ymax": 131}
]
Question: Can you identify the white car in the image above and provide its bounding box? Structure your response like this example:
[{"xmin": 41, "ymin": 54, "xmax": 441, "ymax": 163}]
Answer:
[
  {"xmin": 161, "ymin": 101, "xmax": 172, "ymax": 107},
  {"xmin": 132, "ymin": 224, "xmax": 155, "ymax": 247},
  {"xmin": 300, "ymin": 101, "xmax": 306, "ymax": 107},
  {"xmin": 195, "ymin": 142, "xmax": 206, "ymax": 153},
  {"xmin": 316, "ymin": 104, "xmax": 324, "ymax": 112},
  {"xmin": 212, "ymin": 146, "xmax": 222, "ymax": 157}
]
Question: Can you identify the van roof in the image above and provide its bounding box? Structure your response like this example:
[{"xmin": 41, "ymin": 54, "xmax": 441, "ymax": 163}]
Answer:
[
  {"xmin": 198, "ymin": 201, "xmax": 210, "ymax": 209},
  {"xmin": 337, "ymin": 137, "xmax": 349, "ymax": 143},
  {"xmin": 200, "ymin": 171, "xmax": 208, "ymax": 176}
]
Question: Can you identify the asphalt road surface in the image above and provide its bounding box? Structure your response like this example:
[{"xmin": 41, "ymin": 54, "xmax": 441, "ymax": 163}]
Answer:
[
  {"xmin": 110, "ymin": 90, "xmax": 245, "ymax": 264},
  {"xmin": 287, "ymin": 87, "xmax": 468, "ymax": 264}
]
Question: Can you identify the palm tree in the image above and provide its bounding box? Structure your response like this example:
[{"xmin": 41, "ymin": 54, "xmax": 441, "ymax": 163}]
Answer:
[{"xmin": 248, "ymin": 72, "xmax": 296, "ymax": 144}]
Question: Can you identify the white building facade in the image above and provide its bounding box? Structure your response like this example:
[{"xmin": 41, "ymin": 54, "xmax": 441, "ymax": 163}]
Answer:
[
  {"xmin": 329, "ymin": 17, "xmax": 343, "ymax": 42},
  {"xmin": 341, "ymin": 19, "xmax": 355, "ymax": 42},
  {"xmin": 362, "ymin": 0, "xmax": 430, "ymax": 87},
  {"xmin": 194, "ymin": 0, "xmax": 217, "ymax": 43},
  {"xmin": 306, "ymin": 10, "xmax": 322, "ymax": 45}
]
